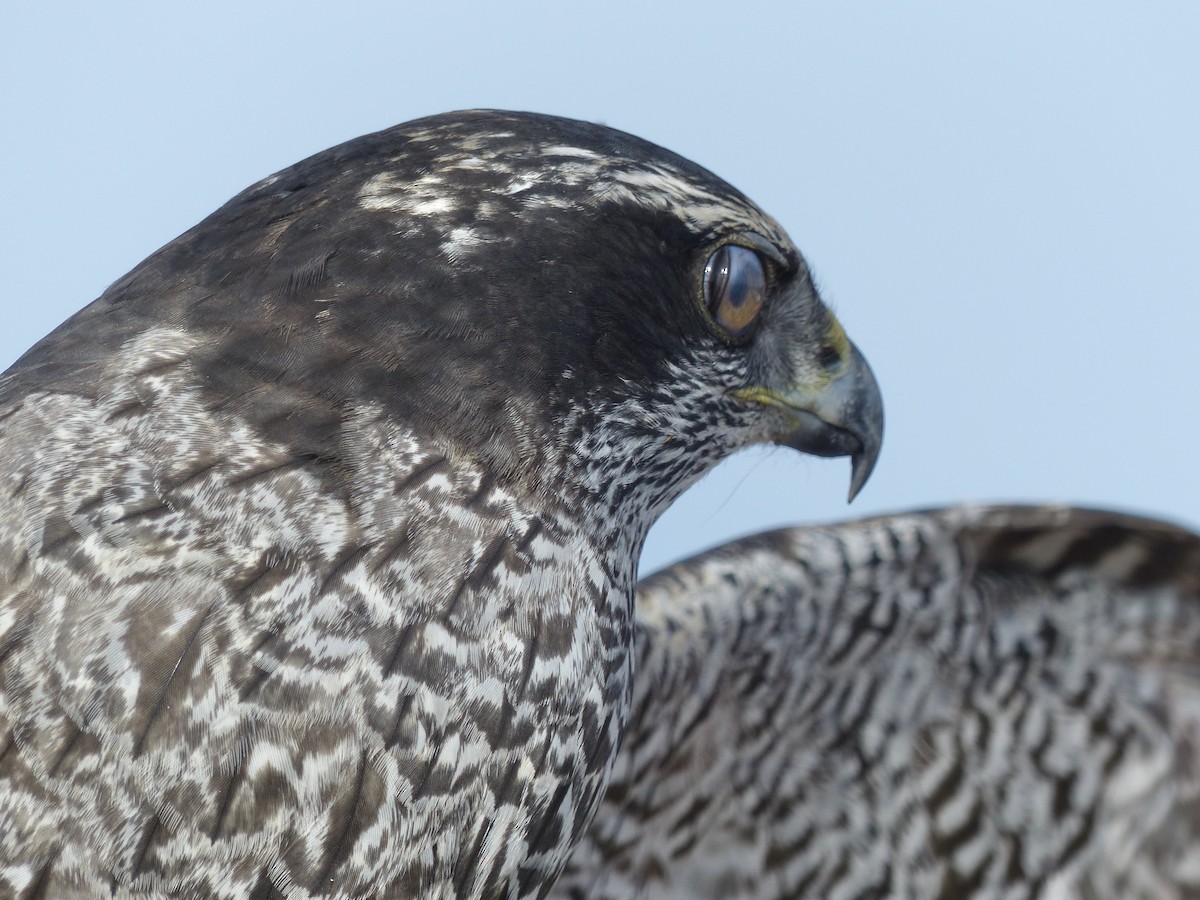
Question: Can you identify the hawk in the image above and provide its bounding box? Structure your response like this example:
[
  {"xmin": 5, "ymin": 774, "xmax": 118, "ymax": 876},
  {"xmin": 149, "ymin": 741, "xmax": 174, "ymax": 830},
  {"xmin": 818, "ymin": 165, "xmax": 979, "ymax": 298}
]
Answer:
[
  {"xmin": 2, "ymin": 111, "xmax": 1196, "ymax": 900},
  {"xmin": 0, "ymin": 110, "xmax": 880, "ymax": 897}
]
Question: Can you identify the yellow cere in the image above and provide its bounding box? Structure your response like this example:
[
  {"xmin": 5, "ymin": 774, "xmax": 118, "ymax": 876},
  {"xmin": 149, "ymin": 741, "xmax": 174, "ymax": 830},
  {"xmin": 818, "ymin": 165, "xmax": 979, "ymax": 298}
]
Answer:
[
  {"xmin": 824, "ymin": 313, "xmax": 851, "ymax": 368},
  {"xmin": 730, "ymin": 385, "xmax": 789, "ymax": 407}
]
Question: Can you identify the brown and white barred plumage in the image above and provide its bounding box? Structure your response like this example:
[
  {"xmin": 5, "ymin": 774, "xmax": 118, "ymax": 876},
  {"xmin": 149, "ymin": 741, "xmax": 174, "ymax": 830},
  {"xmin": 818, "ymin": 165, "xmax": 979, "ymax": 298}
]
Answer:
[
  {"xmin": 0, "ymin": 369, "xmax": 626, "ymax": 897},
  {"xmin": 557, "ymin": 505, "xmax": 1200, "ymax": 899}
]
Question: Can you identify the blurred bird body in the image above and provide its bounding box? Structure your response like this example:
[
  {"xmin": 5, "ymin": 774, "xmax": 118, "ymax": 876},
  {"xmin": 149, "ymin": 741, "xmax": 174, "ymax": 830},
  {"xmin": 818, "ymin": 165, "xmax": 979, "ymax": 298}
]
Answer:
[{"xmin": 558, "ymin": 506, "xmax": 1200, "ymax": 899}]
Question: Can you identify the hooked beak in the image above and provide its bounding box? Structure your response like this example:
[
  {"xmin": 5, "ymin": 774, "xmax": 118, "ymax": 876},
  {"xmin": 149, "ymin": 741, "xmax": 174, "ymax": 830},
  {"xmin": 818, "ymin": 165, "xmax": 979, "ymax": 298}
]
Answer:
[{"xmin": 736, "ymin": 341, "xmax": 884, "ymax": 502}]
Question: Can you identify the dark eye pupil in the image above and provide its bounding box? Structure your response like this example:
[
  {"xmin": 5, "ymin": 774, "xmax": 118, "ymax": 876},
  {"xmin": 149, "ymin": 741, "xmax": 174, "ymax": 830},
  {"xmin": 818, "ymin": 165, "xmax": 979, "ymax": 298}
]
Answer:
[{"xmin": 726, "ymin": 258, "xmax": 752, "ymax": 307}]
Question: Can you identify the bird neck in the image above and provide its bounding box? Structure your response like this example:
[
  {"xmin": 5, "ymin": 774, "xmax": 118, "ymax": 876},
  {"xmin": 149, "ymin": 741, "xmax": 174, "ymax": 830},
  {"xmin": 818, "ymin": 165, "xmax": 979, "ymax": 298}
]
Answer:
[{"xmin": 558, "ymin": 386, "xmax": 745, "ymax": 568}]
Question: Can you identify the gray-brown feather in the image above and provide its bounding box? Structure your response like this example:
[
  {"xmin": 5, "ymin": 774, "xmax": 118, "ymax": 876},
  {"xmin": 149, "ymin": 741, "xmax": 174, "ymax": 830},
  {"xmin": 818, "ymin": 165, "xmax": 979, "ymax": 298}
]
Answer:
[
  {"xmin": 557, "ymin": 505, "xmax": 1200, "ymax": 899},
  {"xmin": 0, "ymin": 334, "xmax": 631, "ymax": 897}
]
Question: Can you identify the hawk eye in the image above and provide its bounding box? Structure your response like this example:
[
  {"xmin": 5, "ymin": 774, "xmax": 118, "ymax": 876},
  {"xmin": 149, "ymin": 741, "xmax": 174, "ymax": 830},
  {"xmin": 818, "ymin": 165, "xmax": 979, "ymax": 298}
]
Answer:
[{"xmin": 703, "ymin": 244, "xmax": 766, "ymax": 338}]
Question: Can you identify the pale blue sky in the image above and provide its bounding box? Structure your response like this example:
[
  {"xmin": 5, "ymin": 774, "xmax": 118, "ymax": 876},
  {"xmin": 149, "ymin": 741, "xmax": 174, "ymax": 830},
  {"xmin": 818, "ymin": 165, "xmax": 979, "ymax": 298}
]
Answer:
[{"xmin": 2, "ymin": 2, "xmax": 1197, "ymax": 574}]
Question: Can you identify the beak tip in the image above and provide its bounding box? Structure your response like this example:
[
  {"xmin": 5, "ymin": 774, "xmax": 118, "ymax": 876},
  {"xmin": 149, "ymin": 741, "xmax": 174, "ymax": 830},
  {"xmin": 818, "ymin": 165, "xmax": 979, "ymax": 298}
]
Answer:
[{"xmin": 846, "ymin": 449, "xmax": 876, "ymax": 503}]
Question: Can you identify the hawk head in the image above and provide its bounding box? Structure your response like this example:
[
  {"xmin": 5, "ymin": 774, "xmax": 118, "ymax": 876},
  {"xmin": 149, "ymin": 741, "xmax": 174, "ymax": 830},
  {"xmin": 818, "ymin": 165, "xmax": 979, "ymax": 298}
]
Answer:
[{"xmin": 10, "ymin": 110, "xmax": 882, "ymax": 533}]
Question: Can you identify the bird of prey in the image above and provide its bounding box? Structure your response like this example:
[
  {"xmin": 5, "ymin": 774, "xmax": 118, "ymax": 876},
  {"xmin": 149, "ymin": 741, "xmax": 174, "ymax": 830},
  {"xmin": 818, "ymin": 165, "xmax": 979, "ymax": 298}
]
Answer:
[
  {"xmin": 0, "ymin": 110, "xmax": 881, "ymax": 897},
  {"xmin": 0, "ymin": 111, "xmax": 1195, "ymax": 900}
]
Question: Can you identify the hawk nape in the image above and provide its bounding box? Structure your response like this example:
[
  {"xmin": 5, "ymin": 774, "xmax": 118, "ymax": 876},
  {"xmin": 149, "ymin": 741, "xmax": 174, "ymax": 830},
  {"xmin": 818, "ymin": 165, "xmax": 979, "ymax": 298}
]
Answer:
[
  {"xmin": 0, "ymin": 110, "xmax": 880, "ymax": 897},
  {"xmin": 2, "ymin": 112, "xmax": 1195, "ymax": 900}
]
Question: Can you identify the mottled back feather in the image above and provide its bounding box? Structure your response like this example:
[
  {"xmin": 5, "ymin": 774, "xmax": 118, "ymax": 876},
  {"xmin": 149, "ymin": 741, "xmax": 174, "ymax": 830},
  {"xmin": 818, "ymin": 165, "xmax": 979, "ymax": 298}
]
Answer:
[{"xmin": 557, "ymin": 505, "xmax": 1200, "ymax": 899}]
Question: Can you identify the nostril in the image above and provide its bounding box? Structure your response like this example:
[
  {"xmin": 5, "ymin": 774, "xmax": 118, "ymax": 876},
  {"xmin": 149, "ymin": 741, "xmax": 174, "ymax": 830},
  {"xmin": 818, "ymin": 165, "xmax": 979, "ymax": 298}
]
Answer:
[{"xmin": 818, "ymin": 345, "xmax": 843, "ymax": 372}]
